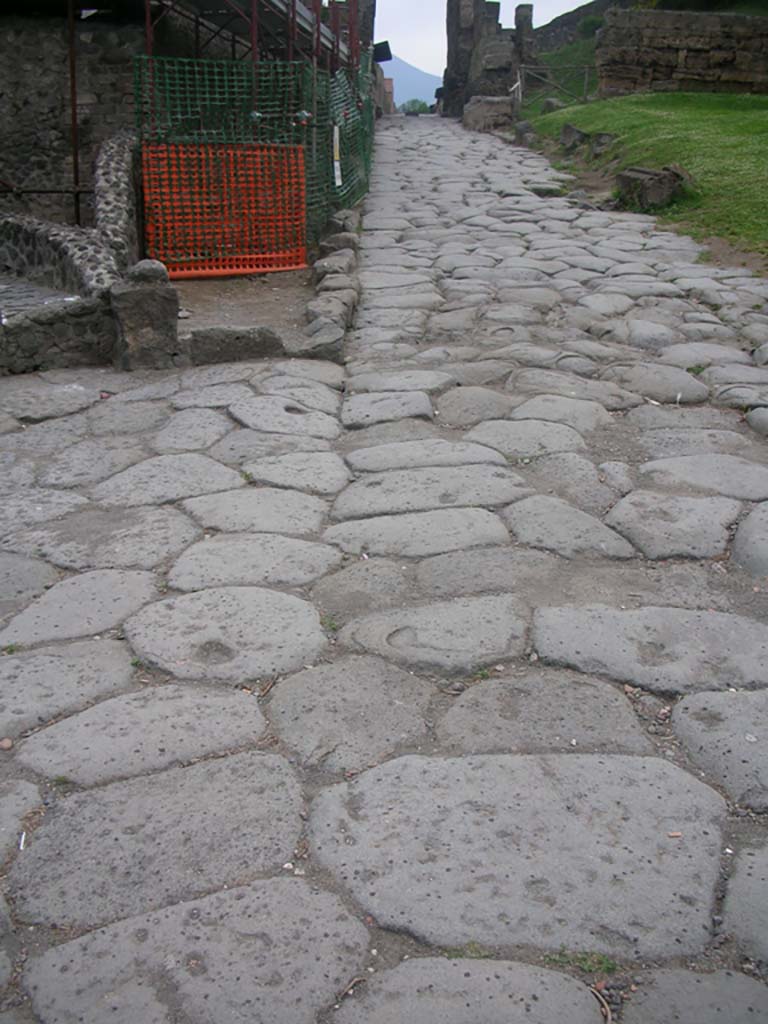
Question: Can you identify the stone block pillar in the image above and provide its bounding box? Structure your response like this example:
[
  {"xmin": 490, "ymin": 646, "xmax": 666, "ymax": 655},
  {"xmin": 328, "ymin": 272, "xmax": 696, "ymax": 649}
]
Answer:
[{"xmin": 109, "ymin": 259, "xmax": 188, "ymax": 370}]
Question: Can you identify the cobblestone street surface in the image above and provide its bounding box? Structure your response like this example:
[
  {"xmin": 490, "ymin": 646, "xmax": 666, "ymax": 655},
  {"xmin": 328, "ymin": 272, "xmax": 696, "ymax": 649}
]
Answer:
[{"xmin": 1, "ymin": 117, "xmax": 768, "ymax": 1022}]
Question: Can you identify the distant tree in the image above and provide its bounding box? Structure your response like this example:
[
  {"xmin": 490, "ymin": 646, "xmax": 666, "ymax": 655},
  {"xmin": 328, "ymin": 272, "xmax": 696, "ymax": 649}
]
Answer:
[{"xmin": 399, "ymin": 98, "xmax": 430, "ymax": 114}]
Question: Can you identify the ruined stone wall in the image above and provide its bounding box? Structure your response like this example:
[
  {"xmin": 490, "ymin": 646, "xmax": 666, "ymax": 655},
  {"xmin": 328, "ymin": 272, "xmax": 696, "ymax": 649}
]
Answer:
[
  {"xmin": 597, "ymin": 9, "xmax": 768, "ymax": 96},
  {"xmin": 534, "ymin": 0, "xmax": 633, "ymax": 54}
]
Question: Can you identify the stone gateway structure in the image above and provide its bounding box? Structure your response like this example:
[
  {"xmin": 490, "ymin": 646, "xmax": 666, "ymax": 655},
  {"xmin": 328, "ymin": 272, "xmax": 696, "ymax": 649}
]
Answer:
[{"xmin": 597, "ymin": 8, "xmax": 768, "ymax": 96}]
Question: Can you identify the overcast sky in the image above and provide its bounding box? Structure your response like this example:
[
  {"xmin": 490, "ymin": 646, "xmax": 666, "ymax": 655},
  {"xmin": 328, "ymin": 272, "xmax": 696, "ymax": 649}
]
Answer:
[{"xmin": 375, "ymin": 0, "xmax": 578, "ymax": 76}]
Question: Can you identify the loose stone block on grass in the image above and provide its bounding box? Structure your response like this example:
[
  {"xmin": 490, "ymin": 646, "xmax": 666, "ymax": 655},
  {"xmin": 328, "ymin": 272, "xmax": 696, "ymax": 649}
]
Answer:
[
  {"xmin": 339, "ymin": 594, "xmax": 528, "ymax": 674},
  {"xmin": 333, "ymin": 958, "xmax": 599, "ymax": 1024},
  {"xmin": 24, "ymin": 878, "xmax": 368, "ymax": 1024},
  {"xmin": 125, "ymin": 587, "xmax": 326, "ymax": 681},
  {"xmin": 534, "ymin": 605, "xmax": 768, "ymax": 694},
  {"xmin": 16, "ymin": 685, "xmax": 267, "ymax": 786},
  {"xmin": 169, "ymin": 534, "xmax": 341, "ymax": 590},
  {"xmin": 10, "ymin": 753, "xmax": 302, "ymax": 929},
  {"xmin": 91, "ymin": 453, "xmax": 244, "ymax": 506},
  {"xmin": 324, "ymin": 508, "xmax": 509, "ymax": 557},
  {"xmin": 309, "ymin": 754, "xmax": 725, "ymax": 957},
  {"xmin": 0, "ymin": 639, "xmax": 135, "ymax": 738}
]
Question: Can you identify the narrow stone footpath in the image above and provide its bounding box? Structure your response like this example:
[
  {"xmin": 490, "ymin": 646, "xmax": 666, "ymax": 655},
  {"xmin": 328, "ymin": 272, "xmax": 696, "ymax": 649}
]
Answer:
[{"xmin": 1, "ymin": 115, "xmax": 768, "ymax": 1022}]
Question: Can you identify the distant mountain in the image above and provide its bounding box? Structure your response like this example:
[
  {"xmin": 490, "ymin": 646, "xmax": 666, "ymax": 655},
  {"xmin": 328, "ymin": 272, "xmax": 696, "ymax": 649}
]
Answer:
[{"xmin": 384, "ymin": 55, "xmax": 443, "ymax": 108}]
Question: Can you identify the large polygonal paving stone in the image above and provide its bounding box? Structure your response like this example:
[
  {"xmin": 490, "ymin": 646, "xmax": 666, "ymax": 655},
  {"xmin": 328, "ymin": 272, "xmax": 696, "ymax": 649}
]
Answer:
[
  {"xmin": 0, "ymin": 780, "xmax": 40, "ymax": 860},
  {"xmin": 0, "ymin": 570, "xmax": 159, "ymax": 647},
  {"xmin": 436, "ymin": 669, "xmax": 652, "ymax": 755},
  {"xmin": 334, "ymin": 958, "xmax": 599, "ymax": 1024},
  {"xmin": 637, "ymin": 428, "xmax": 752, "ymax": 459},
  {"xmin": 0, "ymin": 383, "xmax": 101, "ymax": 421},
  {"xmin": 150, "ymin": 407, "xmax": 233, "ymax": 453},
  {"xmin": 17, "ymin": 684, "xmax": 267, "ymax": 786},
  {"xmin": 673, "ymin": 690, "xmax": 768, "ymax": 811},
  {"xmin": 511, "ymin": 394, "xmax": 612, "ymax": 433},
  {"xmin": 331, "ymin": 465, "xmax": 532, "ymax": 520},
  {"xmin": 345, "ymin": 439, "xmax": 505, "ymax": 472},
  {"xmin": 169, "ymin": 533, "xmax": 341, "ymax": 590},
  {"xmin": 605, "ymin": 491, "xmax": 742, "ymax": 559},
  {"xmin": 3, "ymin": 505, "xmax": 201, "ymax": 571},
  {"xmin": 0, "ymin": 488, "xmax": 87, "ymax": 538},
  {"xmin": 622, "ymin": 969, "xmax": 768, "ymax": 1024},
  {"xmin": 0, "ymin": 451, "xmax": 35, "ymax": 493},
  {"xmin": 91, "ymin": 454, "xmax": 243, "ymax": 506},
  {"xmin": 348, "ymin": 370, "xmax": 454, "ymax": 393},
  {"xmin": 510, "ymin": 369, "xmax": 643, "ymax": 410},
  {"xmin": 269, "ymin": 655, "xmax": 435, "ymax": 772},
  {"xmin": 23, "ymin": 878, "xmax": 368, "ymax": 1024},
  {"xmin": 37, "ymin": 438, "xmax": 147, "ymax": 488},
  {"xmin": 723, "ymin": 844, "xmax": 768, "ymax": 961},
  {"xmin": 0, "ymin": 417, "xmax": 87, "ymax": 456},
  {"xmin": 311, "ymin": 559, "xmax": 414, "ymax": 623},
  {"xmin": 87, "ymin": 398, "xmax": 170, "ymax": 435},
  {"xmin": 519, "ymin": 451, "xmax": 618, "ymax": 515},
  {"xmin": 241, "ymin": 451, "xmax": 350, "ymax": 494},
  {"xmin": 309, "ymin": 754, "xmax": 725, "ymax": 957},
  {"xmin": 504, "ymin": 496, "xmax": 635, "ymax": 559},
  {"xmin": 341, "ymin": 391, "xmax": 433, "ymax": 428},
  {"xmin": 229, "ymin": 395, "xmax": 340, "ymax": 439},
  {"xmin": 435, "ymin": 386, "xmax": 516, "ymax": 427},
  {"xmin": 339, "ymin": 595, "xmax": 528, "ymax": 675},
  {"xmin": 465, "ymin": 420, "xmax": 586, "ymax": 459},
  {"xmin": 0, "ymin": 553, "xmax": 58, "ymax": 622},
  {"xmin": 626, "ymin": 405, "xmax": 739, "ymax": 430},
  {"xmin": 732, "ymin": 503, "xmax": 768, "ymax": 576},
  {"xmin": 415, "ymin": 546, "xmax": 561, "ymax": 599},
  {"xmin": 257, "ymin": 376, "xmax": 341, "ymax": 416},
  {"xmin": 182, "ymin": 488, "xmax": 328, "ymax": 535},
  {"xmin": 534, "ymin": 605, "xmax": 768, "ymax": 694},
  {"xmin": 324, "ymin": 508, "xmax": 508, "ymax": 557},
  {"xmin": 9, "ymin": 752, "xmax": 302, "ymax": 928},
  {"xmin": 638, "ymin": 455, "xmax": 768, "ymax": 501},
  {"xmin": 601, "ymin": 364, "xmax": 709, "ymax": 404},
  {"xmin": 209, "ymin": 428, "xmax": 330, "ymax": 466},
  {"xmin": 171, "ymin": 383, "xmax": 253, "ymax": 409},
  {"xmin": 0, "ymin": 640, "xmax": 134, "ymax": 738},
  {"xmin": 125, "ymin": 587, "xmax": 326, "ymax": 681}
]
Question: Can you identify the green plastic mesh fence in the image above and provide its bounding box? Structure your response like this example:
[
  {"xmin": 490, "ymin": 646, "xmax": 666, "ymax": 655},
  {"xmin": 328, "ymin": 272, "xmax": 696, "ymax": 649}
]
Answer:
[{"xmin": 134, "ymin": 54, "xmax": 374, "ymax": 244}]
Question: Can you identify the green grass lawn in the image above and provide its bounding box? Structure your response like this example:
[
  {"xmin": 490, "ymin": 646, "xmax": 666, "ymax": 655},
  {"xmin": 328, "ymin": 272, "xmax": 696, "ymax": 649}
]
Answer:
[
  {"xmin": 521, "ymin": 37, "xmax": 598, "ymax": 118},
  {"xmin": 529, "ymin": 92, "xmax": 768, "ymax": 256}
]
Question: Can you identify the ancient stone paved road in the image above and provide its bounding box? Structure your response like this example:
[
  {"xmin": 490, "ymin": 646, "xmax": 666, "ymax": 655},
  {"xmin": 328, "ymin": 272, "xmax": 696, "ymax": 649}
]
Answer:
[{"xmin": 1, "ymin": 116, "xmax": 768, "ymax": 1023}]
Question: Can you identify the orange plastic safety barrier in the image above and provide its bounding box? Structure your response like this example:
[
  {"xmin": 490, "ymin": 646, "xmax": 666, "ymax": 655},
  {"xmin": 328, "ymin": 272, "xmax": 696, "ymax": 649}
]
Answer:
[{"xmin": 141, "ymin": 143, "xmax": 308, "ymax": 278}]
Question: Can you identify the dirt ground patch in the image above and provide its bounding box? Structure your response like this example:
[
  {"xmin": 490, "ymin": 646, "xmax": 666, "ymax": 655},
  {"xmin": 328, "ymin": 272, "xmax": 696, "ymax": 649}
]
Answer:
[{"xmin": 175, "ymin": 269, "xmax": 314, "ymax": 336}]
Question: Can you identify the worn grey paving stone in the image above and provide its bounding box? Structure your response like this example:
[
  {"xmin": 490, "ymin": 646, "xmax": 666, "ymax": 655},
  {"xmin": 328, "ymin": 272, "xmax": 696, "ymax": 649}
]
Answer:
[
  {"xmin": 0, "ymin": 488, "xmax": 88, "ymax": 538},
  {"xmin": 746, "ymin": 408, "xmax": 768, "ymax": 437},
  {"xmin": 171, "ymin": 383, "xmax": 254, "ymax": 409},
  {"xmin": 169, "ymin": 533, "xmax": 341, "ymax": 590},
  {"xmin": 125, "ymin": 587, "xmax": 326, "ymax": 681},
  {"xmin": 208, "ymin": 428, "xmax": 331, "ymax": 466},
  {"xmin": 0, "ymin": 640, "xmax": 134, "ymax": 738},
  {"xmin": 87, "ymin": 399, "xmax": 170, "ymax": 435},
  {"xmin": 9, "ymin": 752, "xmax": 302, "ymax": 929},
  {"xmin": 416, "ymin": 546, "xmax": 561, "ymax": 599},
  {"xmin": 3, "ymin": 505, "xmax": 201, "ymax": 571},
  {"xmin": 534, "ymin": 605, "xmax": 768, "ymax": 694},
  {"xmin": 638, "ymin": 455, "xmax": 768, "ymax": 500},
  {"xmin": 660, "ymin": 341, "xmax": 752, "ymax": 367},
  {"xmin": 334, "ymin": 958, "xmax": 599, "ymax": 1024},
  {"xmin": 732, "ymin": 503, "xmax": 768, "ymax": 576},
  {"xmin": 17, "ymin": 685, "xmax": 267, "ymax": 786},
  {"xmin": 622, "ymin": 969, "xmax": 768, "ymax": 1024},
  {"xmin": 605, "ymin": 491, "xmax": 742, "ymax": 559},
  {"xmin": 602, "ymin": 363, "xmax": 709, "ymax": 404},
  {"xmin": 0, "ymin": 384, "xmax": 101, "ymax": 421},
  {"xmin": 673, "ymin": 690, "xmax": 768, "ymax": 811},
  {"xmin": 339, "ymin": 594, "xmax": 528, "ymax": 675},
  {"xmin": 229, "ymin": 395, "xmax": 341, "ymax": 439},
  {"xmin": 309, "ymin": 753, "xmax": 725, "ymax": 957},
  {"xmin": 0, "ymin": 452, "xmax": 35, "ymax": 494},
  {"xmin": 269, "ymin": 655, "xmax": 435, "ymax": 772},
  {"xmin": 324, "ymin": 508, "xmax": 508, "ymax": 557},
  {"xmin": 436, "ymin": 669, "xmax": 653, "ymax": 755},
  {"xmin": 465, "ymin": 419, "xmax": 586, "ymax": 459},
  {"xmin": 0, "ymin": 570, "xmax": 159, "ymax": 648},
  {"xmin": 24, "ymin": 878, "xmax": 368, "ymax": 1024},
  {"xmin": 150, "ymin": 408, "xmax": 233, "ymax": 453},
  {"xmin": 510, "ymin": 393, "xmax": 612, "ymax": 432},
  {"xmin": 0, "ymin": 780, "xmax": 40, "ymax": 860},
  {"xmin": 91, "ymin": 453, "xmax": 243, "ymax": 507},
  {"xmin": 182, "ymin": 488, "xmax": 328, "ymax": 535},
  {"xmin": 0, "ymin": 553, "xmax": 58, "ymax": 623},
  {"xmin": 723, "ymin": 844, "xmax": 768, "ymax": 961},
  {"xmin": 273, "ymin": 358, "xmax": 346, "ymax": 389},
  {"xmin": 345, "ymin": 439, "xmax": 506, "ymax": 472},
  {"xmin": 0, "ymin": 413, "xmax": 19, "ymax": 435},
  {"xmin": 520, "ymin": 451, "xmax": 617, "ymax": 515},
  {"xmin": 638, "ymin": 428, "xmax": 752, "ymax": 459},
  {"xmin": 0, "ymin": 416, "xmax": 87, "ymax": 456},
  {"xmin": 348, "ymin": 370, "xmax": 454, "ymax": 393},
  {"xmin": 434, "ymin": 386, "xmax": 516, "ymax": 427},
  {"xmin": 241, "ymin": 451, "xmax": 351, "ymax": 494},
  {"xmin": 38, "ymin": 438, "xmax": 147, "ymax": 488},
  {"xmin": 257, "ymin": 376, "xmax": 341, "ymax": 416},
  {"xmin": 331, "ymin": 465, "xmax": 532, "ymax": 520},
  {"xmin": 311, "ymin": 559, "xmax": 414, "ymax": 623},
  {"xmin": 504, "ymin": 496, "xmax": 635, "ymax": 559},
  {"xmin": 341, "ymin": 391, "xmax": 433, "ymax": 428},
  {"xmin": 511, "ymin": 368, "xmax": 643, "ymax": 410},
  {"xmin": 625, "ymin": 405, "xmax": 740, "ymax": 429}
]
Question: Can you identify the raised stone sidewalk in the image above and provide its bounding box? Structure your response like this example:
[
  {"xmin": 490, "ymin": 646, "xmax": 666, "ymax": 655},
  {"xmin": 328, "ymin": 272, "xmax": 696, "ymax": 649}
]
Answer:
[{"xmin": 0, "ymin": 115, "xmax": 767, "ymax": 1023}]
